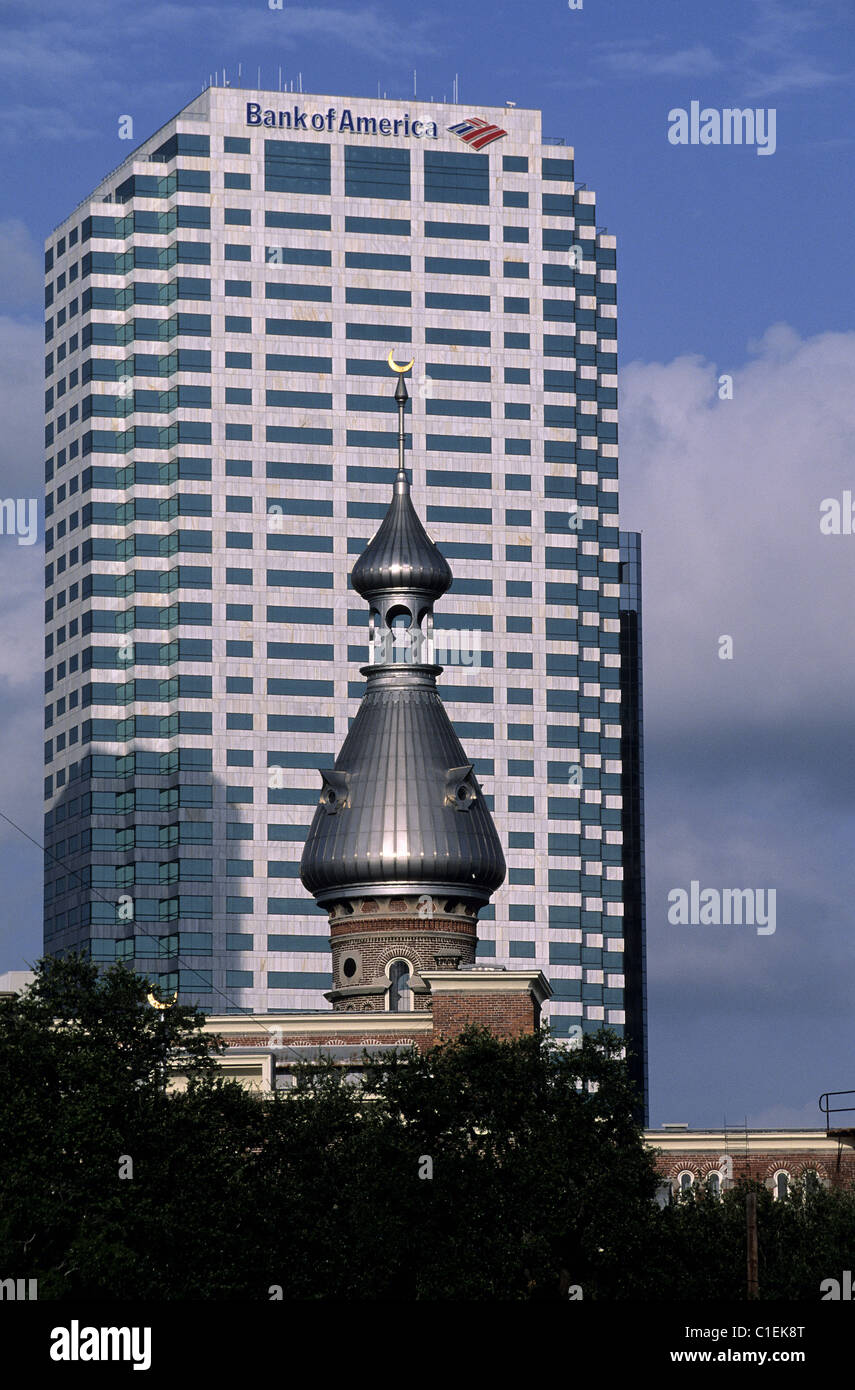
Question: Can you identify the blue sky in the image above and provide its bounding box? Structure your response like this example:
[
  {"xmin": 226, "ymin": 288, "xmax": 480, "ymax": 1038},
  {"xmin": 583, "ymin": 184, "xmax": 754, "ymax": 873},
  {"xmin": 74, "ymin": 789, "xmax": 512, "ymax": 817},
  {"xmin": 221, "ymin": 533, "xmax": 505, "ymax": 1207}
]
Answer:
[{"xmin": 0, "ymin": 0, "xmax": 853, "ymax": 1126}]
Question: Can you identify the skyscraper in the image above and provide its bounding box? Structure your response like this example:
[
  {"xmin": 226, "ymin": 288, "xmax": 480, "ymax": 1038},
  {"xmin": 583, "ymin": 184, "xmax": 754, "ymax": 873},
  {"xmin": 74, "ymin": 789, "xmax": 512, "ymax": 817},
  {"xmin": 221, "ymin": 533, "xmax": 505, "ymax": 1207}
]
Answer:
[{"xmin": 42, "ymin": 84, "xmax": 643, "ymax": 1106}]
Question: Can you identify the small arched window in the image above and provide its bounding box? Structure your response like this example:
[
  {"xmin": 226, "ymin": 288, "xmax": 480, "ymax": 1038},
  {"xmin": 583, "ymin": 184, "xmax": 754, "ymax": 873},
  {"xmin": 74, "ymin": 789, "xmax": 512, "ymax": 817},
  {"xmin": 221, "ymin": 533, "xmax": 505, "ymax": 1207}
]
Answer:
[
  {"xmin": 707, "ymin": 1171, "xmax": 721, "ymax": 1197},
  {"xmin": 774, "ymin": 1171, "xmax": 789, "ymax": 1200},
  {"xmin": 388, "ymin": 960, "xmax": 411, "ymax": 1013},
  {"xmin": 678, "ymin": 1171, "xmax": 694, "ymax": 1193}
]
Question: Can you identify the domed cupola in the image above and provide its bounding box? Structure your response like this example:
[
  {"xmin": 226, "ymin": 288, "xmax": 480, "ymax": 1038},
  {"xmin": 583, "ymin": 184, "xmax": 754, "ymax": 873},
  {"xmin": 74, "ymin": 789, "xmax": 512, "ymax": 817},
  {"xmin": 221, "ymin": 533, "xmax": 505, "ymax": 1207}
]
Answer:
[{"xmin": 299, "ymin": 363, "xmax": 505, "ymax": 1012}]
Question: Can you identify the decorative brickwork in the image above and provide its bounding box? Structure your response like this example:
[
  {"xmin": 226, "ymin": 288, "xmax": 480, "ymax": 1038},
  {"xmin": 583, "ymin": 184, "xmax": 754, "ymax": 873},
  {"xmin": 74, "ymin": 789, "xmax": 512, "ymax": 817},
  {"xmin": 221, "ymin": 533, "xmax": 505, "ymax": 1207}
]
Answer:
[{"xmin": 650, "ymin": 1139, "xmax": 855, "ymax": 1191}]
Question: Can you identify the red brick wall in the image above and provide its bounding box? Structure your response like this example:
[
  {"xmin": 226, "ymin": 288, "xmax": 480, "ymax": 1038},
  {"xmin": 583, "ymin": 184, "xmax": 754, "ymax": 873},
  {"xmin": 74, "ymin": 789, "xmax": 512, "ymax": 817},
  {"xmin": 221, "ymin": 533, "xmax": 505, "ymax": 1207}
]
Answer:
[{"xmin": 430, "ymin": 990, "xmax": 539, "ymax": 1042}]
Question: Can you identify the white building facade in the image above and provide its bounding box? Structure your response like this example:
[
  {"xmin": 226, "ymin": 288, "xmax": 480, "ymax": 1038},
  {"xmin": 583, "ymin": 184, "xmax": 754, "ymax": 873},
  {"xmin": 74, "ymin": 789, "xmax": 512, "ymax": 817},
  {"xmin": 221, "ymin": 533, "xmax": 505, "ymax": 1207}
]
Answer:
[{"xmin": 42, "ymin": 87, "xmax": 632, "ymax": 1061}]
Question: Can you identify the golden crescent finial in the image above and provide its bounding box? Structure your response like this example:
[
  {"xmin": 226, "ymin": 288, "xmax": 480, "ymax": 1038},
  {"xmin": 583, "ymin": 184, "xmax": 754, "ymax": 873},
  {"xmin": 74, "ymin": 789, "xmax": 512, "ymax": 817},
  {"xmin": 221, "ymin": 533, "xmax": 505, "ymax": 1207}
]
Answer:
[
  {"xmin": 147, "ymin": 989, "xmax": 178, "ymax": 1010},
  {"xmin": 387, "ymin": 349, "xmax": 414, "ymax": 374}
]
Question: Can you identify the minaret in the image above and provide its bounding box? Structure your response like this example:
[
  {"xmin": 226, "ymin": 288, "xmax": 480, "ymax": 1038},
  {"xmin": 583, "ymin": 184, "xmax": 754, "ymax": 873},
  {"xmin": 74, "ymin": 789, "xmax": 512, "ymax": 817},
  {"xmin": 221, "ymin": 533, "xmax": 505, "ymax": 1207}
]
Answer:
[{"xmin": 300, "ymin": 361, "xmax": 506, "ymax": 1012}]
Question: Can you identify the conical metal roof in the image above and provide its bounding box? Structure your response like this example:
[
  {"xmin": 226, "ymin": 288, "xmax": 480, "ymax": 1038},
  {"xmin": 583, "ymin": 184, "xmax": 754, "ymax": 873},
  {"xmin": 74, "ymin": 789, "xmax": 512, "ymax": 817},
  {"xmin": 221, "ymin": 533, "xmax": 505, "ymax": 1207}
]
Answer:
[{"xmin": 300, "ymin": 665, "xmax": 505, "ymax": 903}]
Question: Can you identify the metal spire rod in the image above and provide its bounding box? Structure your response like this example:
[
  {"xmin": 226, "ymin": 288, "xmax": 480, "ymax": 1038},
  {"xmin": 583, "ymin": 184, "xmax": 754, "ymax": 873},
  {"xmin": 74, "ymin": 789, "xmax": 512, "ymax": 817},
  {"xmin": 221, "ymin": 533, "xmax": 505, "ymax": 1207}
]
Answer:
[{"xmin": 387, "ymin": 350, "xmax": 414, "ymax": 477}]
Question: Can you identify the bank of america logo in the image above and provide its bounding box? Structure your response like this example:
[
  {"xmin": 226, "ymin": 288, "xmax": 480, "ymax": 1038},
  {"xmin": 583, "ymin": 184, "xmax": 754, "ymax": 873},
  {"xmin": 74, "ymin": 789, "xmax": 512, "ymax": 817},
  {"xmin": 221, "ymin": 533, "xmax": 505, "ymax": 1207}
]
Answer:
[{"xmin": 448, "ymin": 116, "xmax": 508, "ymax": 149}]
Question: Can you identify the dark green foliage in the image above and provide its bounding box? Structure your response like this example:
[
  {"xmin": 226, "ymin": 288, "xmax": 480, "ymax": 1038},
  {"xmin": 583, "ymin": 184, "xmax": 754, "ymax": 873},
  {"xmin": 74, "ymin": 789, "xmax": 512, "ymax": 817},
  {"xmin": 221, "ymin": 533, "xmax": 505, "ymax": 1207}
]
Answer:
[{"xmin": 3, "ymin": 956, "xmax": 853, "ymax": 1300}]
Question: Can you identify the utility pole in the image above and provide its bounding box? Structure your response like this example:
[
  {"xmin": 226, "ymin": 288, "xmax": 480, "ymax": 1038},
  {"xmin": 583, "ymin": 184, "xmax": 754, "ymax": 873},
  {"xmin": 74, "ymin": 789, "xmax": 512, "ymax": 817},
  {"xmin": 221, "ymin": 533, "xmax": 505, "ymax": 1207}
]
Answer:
[{"xmin": 746, "ymin": 1192, "xmax": 759, "ymax": 1299}]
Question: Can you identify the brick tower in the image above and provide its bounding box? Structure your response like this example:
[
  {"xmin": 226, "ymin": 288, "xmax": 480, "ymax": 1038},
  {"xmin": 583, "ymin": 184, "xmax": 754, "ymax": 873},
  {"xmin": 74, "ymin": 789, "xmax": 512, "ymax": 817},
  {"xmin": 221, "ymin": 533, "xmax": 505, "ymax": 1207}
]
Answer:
[{"xmin": 300, "ymin": 365, "xmax": 506, "ymax": 1012}]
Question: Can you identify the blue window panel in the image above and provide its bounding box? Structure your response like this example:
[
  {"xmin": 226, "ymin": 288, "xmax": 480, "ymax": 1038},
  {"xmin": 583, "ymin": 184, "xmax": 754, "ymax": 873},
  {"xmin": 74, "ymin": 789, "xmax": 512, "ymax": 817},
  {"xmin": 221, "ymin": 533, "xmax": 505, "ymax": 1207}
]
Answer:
[
  {"xmin": 442, "ymin": 685, "xmax": 493, "ymax": 703},
  {"xmin": 266, "ymin": 210, "xmax": 331, "ymax": 231},
  {"xmin": 425, "ymin": 220, "xmax": 490, "ymax": 240},
  {"xmin": 266, "ymin": 426, "xmax": 332, "ymax": 445},
  {"xmin": 267, "ymin": 898, "xmax": 326, "ymax": 916},
  {"xmin": 542, "ymin": 157, "xmax": 575, "ymax": 181},
  {"xmin": 503, "ymin": 190, "xmax": 529, "ymax": 208},
  {"xmin": 267, "ymin": 677, "xmax": 334, "ymax": 696},
  {"xmin": 346, "ymin": 323, "xmax": 412, "ymax": 342},
  {"xmin": 425, "ymin": 328, "xmax": 490, "ymax": 347},
  {"xmin": 266, "ymin": 389, "xmax": 332, "ymax": 409},
  {"xmin": 509, "ymin": 940, "xmax": 536, "ymax": 956},
  {"xmin": 267, "ymin": 569, "xmax": 334, "ymax": 588},
  {"xmin": 544, "ymin": 299, "xmax": 575, "ymax": 323},
  {"xmin": 452, "ymin": 721, "xmax": 494, "ymax": 740},
  {"xmin": 425, "ymin": 434, "xmax": 491, "ymax": 453},
  {"xmin": 426, "ymin": 292, "xmax": 490, "ymax": 312},
  {"xmin": 424, "ymin": 150, "xmax": 489, "ymax": 205},
  {"xmin": 424, "ymin": 255, "xmax": 489, "ymax": 277},
  {"xmin": 268, "ymin": 642, "xmax": 333, "ymax": 660},
  {"xmin": 268, "ymin": 972, "xmax": 332, "ymax": 987},
  {"xmin": 543, "ymin": 228, "xmax": 577, "ymax": 251},
  {"xmin": 267, "ymin": 533, "xmax": 333, "ymax": 553},
  {"xmin": 264, "ymin": 139, "xmax": 330, "ymax": 196},
  {"xmin": 266, "ymin": 352, "xmax": 332, "ymax": 373},
  {"xmin": 266, "ymin": 282, "xmax": 332, "ymax": 303},
  {"xmin": 344, "ymin": 145, "xmax": 410, "ymax": 199},
  {"xmin": 266, "ymin": 318, "xmax": 332, "ymax": 337},
  {"xmin": 427, "ymin": 363, "xmax": 491, "ymax": 383},
  {"xmin": 441, "ymin": 541, "xmax": 491, "ymax": 559},
  {"xmin": 344, "ymin": 215, "xmax": 410, "ymax": 236},
  {"xmin": 427, "ymin": 505, "xmax": 491, "ymax": 525},
  {"xmin": 267, "ymin": 861, "xmax": 302, "ymax": 877},
  {"xmin": 425, "ymin": 468, "xmax": 491, "ymax": 489},
  {"xmin": 226, "ymin": 968, "xmax": 253, "ymax": 985},
  {"xmin": 268, "ymin": 934, "xmax": 329, "ymax": 952},
  {"xmin": 425, "ymin": 399, "xmax": 489, "ymax": 419},
  {"xmin": 503, "ymin": 261, "xmax": 529, "ymax": 278},
  {"xmin": 346, "ymin": 287, "xmax": 411, "ymax": 307},
  {"xmin": 345, "ymin": 251, "xmax": 411, "ymax": 271}
]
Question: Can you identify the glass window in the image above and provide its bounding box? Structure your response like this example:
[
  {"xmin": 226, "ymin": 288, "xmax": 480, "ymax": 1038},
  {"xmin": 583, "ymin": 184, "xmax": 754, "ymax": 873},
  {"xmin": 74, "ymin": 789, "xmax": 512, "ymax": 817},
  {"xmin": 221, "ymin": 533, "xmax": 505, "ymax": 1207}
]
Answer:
[
  {"xmin": 345, "ymin": 145, "xmax": 410, "ymax": 199},
  {"xmin": 345, "ymin": 251, "xmax": 410, "ymax": 271},
  {"xmin": 344, "ymin": 214, "xmax": 410, "ymax": 236},
  {"xmin": 264, "ymin": 139, "xmax": 330, "ymax": 196},
  {"xmin": 265, "ymin": 210, "xmax": 331, "ymax": 230},
  {"xmin": 424, "ymin": 220, "xmax": 489, "ymax": 240},
  {"xmin": 424, "ymin": 255, "xmax": 489, "ymax": 277},
  {"xmin": 424, "ymin": 150, "xmax": 489, "ymax": 205},
  {"xmin": 388, "ymin": 959, "xmax": 411, "ymax": 1012}
]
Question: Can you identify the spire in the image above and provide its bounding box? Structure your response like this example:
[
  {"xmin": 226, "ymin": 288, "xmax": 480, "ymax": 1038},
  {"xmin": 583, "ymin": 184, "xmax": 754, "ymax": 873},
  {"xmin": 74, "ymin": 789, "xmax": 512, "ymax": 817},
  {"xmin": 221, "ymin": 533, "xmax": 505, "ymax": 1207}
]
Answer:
[
  {"xmin": 299, "ymin": 359, "xmax": 505, "ymax": 1011},
  {"xmin": 351, "ymin": 364, "xmax": 452, "ymax": 617}
]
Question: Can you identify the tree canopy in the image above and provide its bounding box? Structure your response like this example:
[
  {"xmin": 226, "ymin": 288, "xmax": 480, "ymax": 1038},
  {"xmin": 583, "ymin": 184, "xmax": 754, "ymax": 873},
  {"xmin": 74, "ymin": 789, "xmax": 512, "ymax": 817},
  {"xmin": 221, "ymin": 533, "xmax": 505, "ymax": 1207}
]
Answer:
[{"xmin": 2, "ymin": 955, "xmax": 852, "ymax": 1301}]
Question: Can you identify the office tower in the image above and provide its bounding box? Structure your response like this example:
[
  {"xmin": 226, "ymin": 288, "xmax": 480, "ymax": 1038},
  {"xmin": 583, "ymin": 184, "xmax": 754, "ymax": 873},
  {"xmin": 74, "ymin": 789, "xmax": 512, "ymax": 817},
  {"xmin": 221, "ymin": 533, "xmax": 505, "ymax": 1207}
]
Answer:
[
  {"xmin": 42, "ymin": 85, "xmax": 641, "ymax": 1099},
  {"xmin": 619, "ymin": 531, "xmax": 648, "ymax": 1122}
]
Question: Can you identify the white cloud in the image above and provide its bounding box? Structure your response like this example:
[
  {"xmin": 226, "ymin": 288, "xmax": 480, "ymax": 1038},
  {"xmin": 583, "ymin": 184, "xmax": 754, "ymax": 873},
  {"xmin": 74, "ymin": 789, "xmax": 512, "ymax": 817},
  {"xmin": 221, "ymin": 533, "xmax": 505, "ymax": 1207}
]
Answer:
[{"xmin": 620, "ymin": 326, "xmax": 855, "ymax": 735}]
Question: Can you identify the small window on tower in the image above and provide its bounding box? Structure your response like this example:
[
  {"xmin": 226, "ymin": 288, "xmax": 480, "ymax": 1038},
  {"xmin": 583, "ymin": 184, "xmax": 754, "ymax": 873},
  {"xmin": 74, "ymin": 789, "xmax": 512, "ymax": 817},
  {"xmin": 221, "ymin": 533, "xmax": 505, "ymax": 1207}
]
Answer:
[{"xmin": 388, "ymin": 959, "xmax": 411, "ymax": 1012}]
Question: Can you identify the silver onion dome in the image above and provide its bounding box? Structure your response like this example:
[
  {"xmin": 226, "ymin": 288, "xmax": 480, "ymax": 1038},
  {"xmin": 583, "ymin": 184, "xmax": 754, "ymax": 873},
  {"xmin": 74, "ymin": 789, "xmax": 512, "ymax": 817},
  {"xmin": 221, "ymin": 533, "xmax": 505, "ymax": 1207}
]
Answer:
[{"xmin": 351, "ymin": 466, "xmax": 452, "ymax": 604}]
